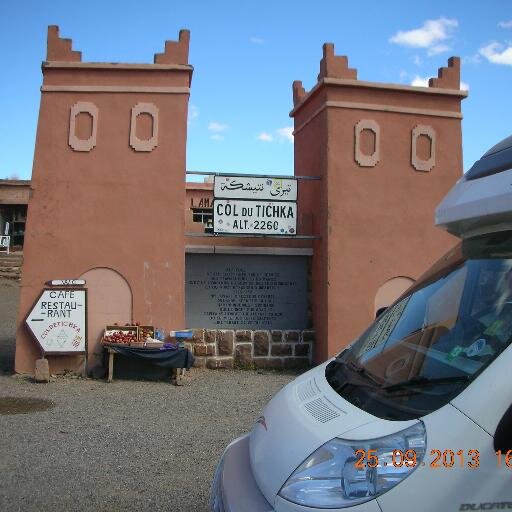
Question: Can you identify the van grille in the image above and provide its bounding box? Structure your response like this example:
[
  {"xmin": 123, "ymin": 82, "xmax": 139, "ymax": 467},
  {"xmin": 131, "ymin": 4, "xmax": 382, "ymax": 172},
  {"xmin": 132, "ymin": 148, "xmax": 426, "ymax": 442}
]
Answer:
[{"xmin": 303, "ymin": 397, "xmax": 341, "ymax": 423}]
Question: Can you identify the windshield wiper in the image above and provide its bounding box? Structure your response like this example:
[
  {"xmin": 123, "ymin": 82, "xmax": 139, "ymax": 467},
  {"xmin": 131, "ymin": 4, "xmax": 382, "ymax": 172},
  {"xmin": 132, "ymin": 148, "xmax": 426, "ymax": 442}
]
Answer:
[
  {"xmin": 382, "ymin": 375, "xmax": 471, "ymax": 393},
  {"xmin": 339, "ymin": 359, "xmax": 382, "ymax": 385}
]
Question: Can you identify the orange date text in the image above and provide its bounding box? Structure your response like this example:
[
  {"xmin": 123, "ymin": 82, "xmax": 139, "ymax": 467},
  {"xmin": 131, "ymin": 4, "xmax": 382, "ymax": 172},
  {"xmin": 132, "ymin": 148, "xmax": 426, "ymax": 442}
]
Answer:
[{"xmin": 353, "ymin": 449, "xmax": 512, "ymax": 469}]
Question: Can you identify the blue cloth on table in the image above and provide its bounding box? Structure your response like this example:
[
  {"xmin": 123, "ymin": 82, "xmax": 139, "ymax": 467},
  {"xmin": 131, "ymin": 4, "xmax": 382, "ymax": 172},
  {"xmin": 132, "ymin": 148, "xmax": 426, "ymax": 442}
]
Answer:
[{"xmin": 104, "ymin": 343, "xmax": 194, "ymax": 369}]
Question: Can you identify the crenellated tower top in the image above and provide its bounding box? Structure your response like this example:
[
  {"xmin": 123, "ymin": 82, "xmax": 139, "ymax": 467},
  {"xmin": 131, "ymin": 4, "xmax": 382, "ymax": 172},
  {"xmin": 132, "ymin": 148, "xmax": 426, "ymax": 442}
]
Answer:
[
  {"xmin": 154, "ymin": 29, "xmax": 190, "ymax": 65},
  {"xmin": 45, "ymin": 25, "xmax": 191, "ymax": 66},
  {"xmin": 317, "ymin": 43, "xmax": 357, "ymax": 81},
  {"xmin": 429, "ymin": 57, "xmax": 461, "ymax": 90},
  {"xmin": 292, "ymin": 43, "xmax": 465, "ymax": 108},
  {"xmin": 47, "ymin": 25, "xmax": 82, "ymax": 62}
]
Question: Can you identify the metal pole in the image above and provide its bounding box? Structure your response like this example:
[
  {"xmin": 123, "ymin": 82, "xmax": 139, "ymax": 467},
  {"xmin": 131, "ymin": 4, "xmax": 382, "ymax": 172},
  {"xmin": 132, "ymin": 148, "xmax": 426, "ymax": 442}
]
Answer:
[
  {"xmin": 185, "ymin": 171, "xmax": 322, "ymax": 181},
  {"xmin": 185, "ymin": 233, "xmax": 320, "ymax": 239}
]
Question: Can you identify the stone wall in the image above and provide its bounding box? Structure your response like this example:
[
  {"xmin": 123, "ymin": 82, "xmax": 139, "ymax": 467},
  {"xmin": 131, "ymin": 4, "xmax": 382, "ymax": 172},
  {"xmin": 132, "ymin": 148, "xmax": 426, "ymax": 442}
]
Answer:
[{"xmin": 187, "ymin": 329, "xmax": 314, "ymax": 369}]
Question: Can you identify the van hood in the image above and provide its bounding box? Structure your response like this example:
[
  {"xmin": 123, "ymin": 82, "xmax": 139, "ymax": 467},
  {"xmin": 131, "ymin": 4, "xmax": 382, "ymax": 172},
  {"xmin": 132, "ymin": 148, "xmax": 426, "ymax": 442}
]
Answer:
[{"xmin": 249, "ymin": 361, "xmax": 378, "ymax": 504}]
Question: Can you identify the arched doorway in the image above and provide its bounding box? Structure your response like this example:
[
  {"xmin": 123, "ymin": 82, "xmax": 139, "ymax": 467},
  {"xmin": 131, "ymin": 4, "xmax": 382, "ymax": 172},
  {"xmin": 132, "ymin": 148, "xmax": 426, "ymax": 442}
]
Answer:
[
  {"xmin": 374, "ymin": 276, "xmax": 414, "ymax": 318},
  {"xmin": 79, "ymin": 267, "xmax": 132, "ymax": 375}
]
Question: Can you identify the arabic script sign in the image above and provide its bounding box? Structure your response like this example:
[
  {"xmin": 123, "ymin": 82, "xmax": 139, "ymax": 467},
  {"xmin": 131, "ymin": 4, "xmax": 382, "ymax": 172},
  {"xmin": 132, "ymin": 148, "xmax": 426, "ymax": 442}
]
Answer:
[
  {"xmin": 214, "ymin": 200, "xmax": 297, "ymax": 235},
  {"xmin": 26, "ymin": 289, "xmax": 87, "ymax": 354},
  {"xmin": 214, "ymin": 176, "xmax": 297, "ymax": 201}
]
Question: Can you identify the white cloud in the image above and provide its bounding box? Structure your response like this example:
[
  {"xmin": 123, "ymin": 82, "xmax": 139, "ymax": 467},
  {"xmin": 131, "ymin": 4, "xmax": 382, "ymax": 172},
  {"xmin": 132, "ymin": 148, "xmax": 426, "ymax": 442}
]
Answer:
[
  {"xmin": 208, "ymin": 122, "xmax": 229, "ymax": 133},
  {"xmin": 498, "ymin": 20, "xmax": 512, "ymax": 29},
  {"xmin": 257, "ymin": 132, "xmax": 273, "ymax": 142},
  {"xmin": 427, "ymin": 43, "xmax": 451, "ymax": 56},
  {"xmin": 479, "ymin": 42, "xmax": 512, "ymax": 65},
  {"xmin": 250, "ymin": 36, "xmax": 265, "ymax": 44},
  {"xmin": 413, "ymin": 55, "xmax": 422, "ymax": 66},
  {"xmin": 276, "ymin": 126, "xmax": 294, "ymax": 143},
  {"xmin": 390, "ymin": 18, "xmax": 458, "ymax": 52},
  {"xmin": 188, "ymin": 105, "xmax": 199, "ymax": 124},
  {"xmin": 256, "ymin": 126, "xmax": 294, "ymax": 143},
  {"xmin": 210, "ymin": 134, "xmax": 224, "ymax": 141},
  {"xmin": 411, "ymin": 74, "xmax": 468, "ymax": 90},
  {"xmin": 411, "ymin": 75, "xmax": 430, "ymax": 87},
  {"xmin": 462, "ymin": 53, "xmax": 482, "ymax": 65}
]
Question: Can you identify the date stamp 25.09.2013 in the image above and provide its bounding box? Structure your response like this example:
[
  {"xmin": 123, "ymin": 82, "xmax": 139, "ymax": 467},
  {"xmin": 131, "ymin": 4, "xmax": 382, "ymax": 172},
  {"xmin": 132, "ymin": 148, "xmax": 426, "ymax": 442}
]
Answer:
[{"xmin": 354, "ymin": 449, "xmax": 512, "ymax": 470}]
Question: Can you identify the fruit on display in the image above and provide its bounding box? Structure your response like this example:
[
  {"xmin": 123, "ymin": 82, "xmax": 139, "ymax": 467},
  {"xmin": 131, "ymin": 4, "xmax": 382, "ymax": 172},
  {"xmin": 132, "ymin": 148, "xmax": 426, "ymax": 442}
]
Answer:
[
  {"xmin": 103, "ymin": 330, "xmax": 137, "ymax": 345},
  {"xmin": 139, "ymin": 326, "xmax": 154, "ymax": 340},
  {"xmin": 103, "ymin": 323, "xmax": 156, "ymax": 345}
]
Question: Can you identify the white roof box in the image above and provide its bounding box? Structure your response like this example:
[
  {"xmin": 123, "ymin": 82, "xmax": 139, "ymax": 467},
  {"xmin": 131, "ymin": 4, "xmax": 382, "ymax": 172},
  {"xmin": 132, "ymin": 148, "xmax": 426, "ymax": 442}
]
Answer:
[{"xmin": 435, "ymin": 135, "xmax": 512, "ymax": 238}]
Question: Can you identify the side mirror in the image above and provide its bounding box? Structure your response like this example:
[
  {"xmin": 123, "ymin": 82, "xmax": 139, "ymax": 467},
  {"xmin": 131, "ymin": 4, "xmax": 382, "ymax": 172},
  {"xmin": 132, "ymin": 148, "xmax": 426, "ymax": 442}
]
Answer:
[{"xmin": 494, "ymin": 403, "xmax": 512, "ymax": 452}]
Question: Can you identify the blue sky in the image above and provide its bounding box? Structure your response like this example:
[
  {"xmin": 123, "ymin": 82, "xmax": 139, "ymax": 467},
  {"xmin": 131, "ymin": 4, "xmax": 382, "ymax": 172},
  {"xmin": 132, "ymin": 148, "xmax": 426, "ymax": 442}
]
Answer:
[{"xmin": 1, "ymin": 0, "xmax": 511, "ymax": 180}]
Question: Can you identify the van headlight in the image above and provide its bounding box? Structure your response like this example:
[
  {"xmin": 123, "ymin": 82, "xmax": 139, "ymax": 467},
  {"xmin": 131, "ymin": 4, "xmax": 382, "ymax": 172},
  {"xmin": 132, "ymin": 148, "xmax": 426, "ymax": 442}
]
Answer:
[{"xmin": 278, "ymin": 422, "xmax": 426, "ymax": 508}]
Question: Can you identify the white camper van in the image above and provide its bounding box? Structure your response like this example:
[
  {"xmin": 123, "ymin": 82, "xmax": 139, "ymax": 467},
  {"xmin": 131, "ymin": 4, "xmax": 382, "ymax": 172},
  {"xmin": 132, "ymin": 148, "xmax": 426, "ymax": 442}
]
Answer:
[{"xmin": 210, "ymin": 135, "xmax": 512, "ymax": 512}]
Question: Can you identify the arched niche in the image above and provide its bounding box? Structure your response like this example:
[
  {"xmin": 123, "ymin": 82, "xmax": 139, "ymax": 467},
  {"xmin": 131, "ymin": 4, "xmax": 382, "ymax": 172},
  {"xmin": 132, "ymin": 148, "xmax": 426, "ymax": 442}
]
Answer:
[{"xmin": 79, "ymin": 267, "xmax": 132, "ymax": 375}]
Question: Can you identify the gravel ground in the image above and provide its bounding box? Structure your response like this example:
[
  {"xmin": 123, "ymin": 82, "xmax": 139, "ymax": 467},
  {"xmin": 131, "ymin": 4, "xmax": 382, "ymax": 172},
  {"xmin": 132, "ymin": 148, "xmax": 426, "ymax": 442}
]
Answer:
[{"xmin": 0, "ymin": 279, "xmax": 299, "ymax": 511}]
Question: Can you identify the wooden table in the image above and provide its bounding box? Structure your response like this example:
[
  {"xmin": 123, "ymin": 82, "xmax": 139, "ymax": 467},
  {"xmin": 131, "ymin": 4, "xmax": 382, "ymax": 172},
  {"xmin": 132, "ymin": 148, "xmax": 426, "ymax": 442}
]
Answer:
[{"xmin": 105, "ymin": 346, "xmax": 188, "ymax": 385}]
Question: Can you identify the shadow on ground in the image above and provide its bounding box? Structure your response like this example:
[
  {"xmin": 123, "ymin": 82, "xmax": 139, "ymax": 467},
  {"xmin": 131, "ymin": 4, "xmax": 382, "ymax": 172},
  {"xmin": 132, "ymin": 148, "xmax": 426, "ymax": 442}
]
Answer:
[{"xmin": 0, "ymin": 279, "xmax": 19, "ymax": 374}]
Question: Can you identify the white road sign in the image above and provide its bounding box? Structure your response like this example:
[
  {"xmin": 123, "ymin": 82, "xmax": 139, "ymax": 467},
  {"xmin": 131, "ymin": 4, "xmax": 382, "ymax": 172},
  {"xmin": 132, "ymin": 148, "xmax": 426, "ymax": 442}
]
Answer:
[
  {"xmin": 26, "ymin": 289, "xmax": 87, "ymax": 354},
  {"xmin": 213, "ymin": 200, "xmax": 297, "ymax": 235},
  {"xmin": 48, "ymin": 279, "xmax": 86, "ymax": 286},
  {"xmin": 214, "ymin": 176, "xmax": 297, "ymax": 201}
]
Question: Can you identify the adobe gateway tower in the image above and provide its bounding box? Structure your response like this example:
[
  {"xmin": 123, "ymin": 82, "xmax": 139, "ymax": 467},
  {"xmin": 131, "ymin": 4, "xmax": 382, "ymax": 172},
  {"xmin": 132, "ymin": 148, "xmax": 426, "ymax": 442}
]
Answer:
[
  {"xmin": 15, "ymin": 27, "xmax": 192, "ymax": 374},
  {"xmin": 291, "ymin": 45, "xmax": 466, "ymax": 361}
]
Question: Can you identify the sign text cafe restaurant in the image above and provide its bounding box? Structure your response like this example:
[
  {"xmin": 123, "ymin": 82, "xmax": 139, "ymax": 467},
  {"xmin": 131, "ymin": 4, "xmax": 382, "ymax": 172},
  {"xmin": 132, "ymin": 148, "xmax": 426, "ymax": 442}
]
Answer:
[{"xmin": 15, "ymin": 26, "xmax": 466, "ymax": 377}]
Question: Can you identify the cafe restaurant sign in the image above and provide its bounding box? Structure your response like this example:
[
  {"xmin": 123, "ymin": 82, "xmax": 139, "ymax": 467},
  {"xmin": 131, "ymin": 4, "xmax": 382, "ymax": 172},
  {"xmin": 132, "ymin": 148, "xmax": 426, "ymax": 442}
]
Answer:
[
  {"xmin": 214, "ymin": 176, "xmax": 297, "ymax": 201},
  {"xmin": 26, "ymin": 288, "xmax": 87, "ymax": 354}
]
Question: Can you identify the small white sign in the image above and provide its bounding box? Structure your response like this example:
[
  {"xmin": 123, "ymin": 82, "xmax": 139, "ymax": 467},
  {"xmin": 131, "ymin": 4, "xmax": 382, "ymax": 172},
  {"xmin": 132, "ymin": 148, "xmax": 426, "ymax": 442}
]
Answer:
[
  {"xmin": 49, "ymin": 279, "xmax": 86, "ymax": 286},
  {"xmin": 0, "ymin": 235, "xmax": 10, "ymax": 248},
  {"xmin": 214, "ymin": 176, "xmax": 297, "ymax": 201},
  {"xmin": 214, "ymin": 200, "xmax": 297, "ymax": 235},
  {"xmin": 26, "ymin": 289, "xmax": 86, "ymax": 354}
]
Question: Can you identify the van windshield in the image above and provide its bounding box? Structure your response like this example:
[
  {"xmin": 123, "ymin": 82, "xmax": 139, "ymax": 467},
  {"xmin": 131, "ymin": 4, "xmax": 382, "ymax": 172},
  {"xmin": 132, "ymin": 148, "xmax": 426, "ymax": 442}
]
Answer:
[{"xmin": 325, "ymin": 231, "xmax": 512, "ymax": 420}]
